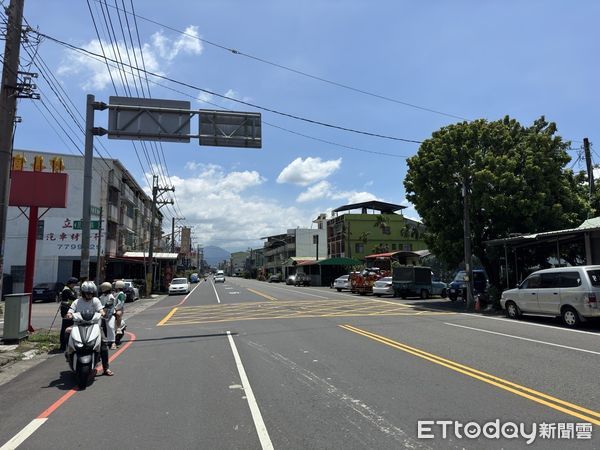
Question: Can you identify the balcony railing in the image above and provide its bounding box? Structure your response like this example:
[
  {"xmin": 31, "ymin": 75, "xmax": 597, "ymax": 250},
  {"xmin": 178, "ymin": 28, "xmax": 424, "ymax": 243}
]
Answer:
[{"xmin": 107, "ymin": 204, "xmax": 119, "ymax": 223}]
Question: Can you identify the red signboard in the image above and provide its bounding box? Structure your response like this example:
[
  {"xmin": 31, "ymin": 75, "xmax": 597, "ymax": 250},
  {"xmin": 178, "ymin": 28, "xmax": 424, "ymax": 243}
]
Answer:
[{"xmin": 9, "ymin": 171, "xmax": 68, "ymax": 207}]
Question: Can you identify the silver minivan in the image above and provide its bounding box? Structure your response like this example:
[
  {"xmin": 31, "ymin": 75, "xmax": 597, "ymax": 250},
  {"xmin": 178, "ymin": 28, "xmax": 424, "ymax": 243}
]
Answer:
[{"xmin": 501, "ymin": 266, "xmax": 600, "ymax": 327}]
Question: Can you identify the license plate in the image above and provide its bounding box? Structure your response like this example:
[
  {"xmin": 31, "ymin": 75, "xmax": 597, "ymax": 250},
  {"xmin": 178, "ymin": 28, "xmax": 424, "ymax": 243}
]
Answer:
[{"xmin": 35, "ymin": 290, "xmax": 44, "ymax": 294}]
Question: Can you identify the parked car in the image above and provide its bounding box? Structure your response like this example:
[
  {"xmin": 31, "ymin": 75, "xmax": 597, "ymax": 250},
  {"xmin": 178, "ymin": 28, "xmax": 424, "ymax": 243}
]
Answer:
[
  {"xmin": 392, "ymin": 266, "xmax": 432, "ymax": 299},
  {"xmin": 214, "ymin": 273, "xmax": 225, "ymax": 283},
  {"xmin": 286, "ymin": 274, "xmax": 297, "ymax": 285},
  {"xmin": 268, "ymin": 274, "xmax": 282, "ymax": 283},
  {"xmin": 295, "ymin": 272, "xmax": 310, "ymax": 286},
  {"xmin": 168, "ymin": 278, "xmax": 190, "ymax": 295},
  {"xmin": 448, "ymin": 269, "xmax": 488, "ymax": 301},
  {"xmin": 32, "ymin": 282, "xmax": 64, "ymax": 302},
  {"xmin": 432, "ymin": 279, "xmax": 448, "ymax": 298},
  {"xmin": 373, "ymin": 277, "xmax": 393, "ymax": 297},
  {"xmin": 122, "ymin": 279, "xmax": 139, "ymax": 302},
  {"xmin": 500, "ymin": 265, "xmax": 600, "ymax": 327},
  {"xmin": 333, "ymin": 275, "xmax": 350, "ymax": 292}
]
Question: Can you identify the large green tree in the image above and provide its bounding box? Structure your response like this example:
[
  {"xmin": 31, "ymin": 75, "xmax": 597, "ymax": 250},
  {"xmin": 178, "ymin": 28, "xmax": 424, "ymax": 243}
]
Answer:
[{"xmin": 404, "ymin": 116, "xmax": 589, "ymax": 292}]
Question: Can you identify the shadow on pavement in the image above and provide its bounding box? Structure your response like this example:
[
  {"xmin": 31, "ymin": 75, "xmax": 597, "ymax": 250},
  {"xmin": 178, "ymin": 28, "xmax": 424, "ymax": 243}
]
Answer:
[
  {"xmin": 43, "ymin": 370, "xmax": 77, "ymax": 391},
  {"xmin": 124, "ymin": 332, "xmax": 237, "ymax": 344}
]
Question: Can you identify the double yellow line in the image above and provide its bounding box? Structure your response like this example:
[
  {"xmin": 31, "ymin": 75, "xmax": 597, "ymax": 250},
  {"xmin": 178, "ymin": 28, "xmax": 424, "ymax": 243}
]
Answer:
[{"xmin": 340, "ymin": 324, "xmax": 600, "ymax": 426}]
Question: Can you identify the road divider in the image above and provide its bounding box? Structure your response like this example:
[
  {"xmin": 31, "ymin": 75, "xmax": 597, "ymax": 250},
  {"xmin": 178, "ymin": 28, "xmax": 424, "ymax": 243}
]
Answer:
[{"xmin": 340, "ymin": 324, "xmax": 600, "ymax": 426}]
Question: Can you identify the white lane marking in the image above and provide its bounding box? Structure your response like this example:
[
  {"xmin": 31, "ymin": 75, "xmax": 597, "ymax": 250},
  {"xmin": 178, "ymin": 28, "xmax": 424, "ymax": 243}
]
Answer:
[
  {"xmin": 444, "ymin": 322, "xmax": 600, "ymax": 355},
  {"xmin": 226, "ymin": 331, "xmax": 274, "ymax": 450},
  {"xmin": 1, "ymin": 418, "xmax": 47, "ymax": 450},
  {"xmin": 460, "ymin": 313, "xmax": 600, "ymax": 337},
  {"xmin": 211, "ymin": 280, "xmax": 221, "ymax": 304}
]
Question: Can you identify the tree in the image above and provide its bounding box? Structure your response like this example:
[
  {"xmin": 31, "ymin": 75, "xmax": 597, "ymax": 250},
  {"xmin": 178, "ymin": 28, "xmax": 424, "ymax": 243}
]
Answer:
[{"xmin": 404, "ymin": 116, "xmax": 589, "ymax": 294}]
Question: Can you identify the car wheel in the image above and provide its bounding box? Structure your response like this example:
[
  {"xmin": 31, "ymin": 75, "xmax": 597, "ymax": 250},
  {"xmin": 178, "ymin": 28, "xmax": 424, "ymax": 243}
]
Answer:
[
  {"xmin": 420, "ymin": 289, "xmax": 429, "ymax": 299},
  {"xmin": 505, "ymin": 301, "xmax": 520, "ymax": 319},
  {"xmin": 336, "ymin": 288, "xmax": 342, "ymax": 292},
  {"xmin": 441, "ymin": 288, "xmax": 447, "ymax": 298},
  {"xmin": 375, "ymin": 294, "xmax": 381, "ymax": 297},
  {"xmin": 561, "ymin": 306, "xmax": 580, "ymax": 328}
]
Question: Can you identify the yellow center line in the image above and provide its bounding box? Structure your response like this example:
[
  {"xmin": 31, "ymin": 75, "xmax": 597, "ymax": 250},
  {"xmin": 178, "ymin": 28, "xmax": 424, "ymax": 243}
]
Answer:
[
  {"xmin": 157, "ymin": 307, "xmax": 178, "ymax": 326},
  {"xmin": 340, "ymin": 324, "xmax": 600, "ymax": 425},
  {"xmin": 246, "ymin": 288, "xmax": 278, "ymax": 301}
]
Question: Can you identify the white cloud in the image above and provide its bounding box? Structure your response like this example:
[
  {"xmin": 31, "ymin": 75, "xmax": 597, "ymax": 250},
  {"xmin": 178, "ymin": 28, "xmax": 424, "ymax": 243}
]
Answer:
[
  {"xmin": 297, "ymin": 181, "xmax": 379, "ymax": 204},
  {"xmin": 297, "ymin": 181, "xmax": 332, "ymax": 202},
  {"xmin": 277, "ymin": 157, "xmax": 342, "ymax": 186},
  {"xmin": 156, "ymin": 164, "xmax": 312, "ymax": 250},
  {"xmin": 58, "ymin": 26, "xmax": 202, "ymax": 91}
]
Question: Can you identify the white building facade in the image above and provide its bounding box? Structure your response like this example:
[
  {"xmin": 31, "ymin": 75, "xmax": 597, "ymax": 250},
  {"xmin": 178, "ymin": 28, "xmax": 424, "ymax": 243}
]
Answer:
[{"xmin": 3, "ymin": 149, "xmax": 161, "ymax": 293}]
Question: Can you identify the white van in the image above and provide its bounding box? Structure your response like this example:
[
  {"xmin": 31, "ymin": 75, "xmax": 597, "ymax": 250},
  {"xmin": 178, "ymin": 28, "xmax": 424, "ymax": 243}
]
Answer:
[{"xmin": 500, "ymin": 265, "xmax": 600, "ymax": 327}]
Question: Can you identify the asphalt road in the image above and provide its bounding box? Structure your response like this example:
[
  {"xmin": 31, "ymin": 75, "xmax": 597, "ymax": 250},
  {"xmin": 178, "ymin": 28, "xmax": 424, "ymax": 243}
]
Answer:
[{"xmin": 0, "ymin": 277, "xmax": 599, "ymax": 449}]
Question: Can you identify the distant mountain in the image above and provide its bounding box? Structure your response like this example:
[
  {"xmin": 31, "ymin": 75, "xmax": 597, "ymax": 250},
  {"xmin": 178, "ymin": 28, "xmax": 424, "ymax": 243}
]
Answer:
[{"xmin": 203, "ymin": 245, "xmax": 231, "ymax": 266}]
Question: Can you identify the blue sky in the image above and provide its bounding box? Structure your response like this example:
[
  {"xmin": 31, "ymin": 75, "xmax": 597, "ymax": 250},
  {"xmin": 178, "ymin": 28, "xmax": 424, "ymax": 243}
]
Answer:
[{"xmin": 13, "ymin": 0, "xmax": 600, "ymax": 252}]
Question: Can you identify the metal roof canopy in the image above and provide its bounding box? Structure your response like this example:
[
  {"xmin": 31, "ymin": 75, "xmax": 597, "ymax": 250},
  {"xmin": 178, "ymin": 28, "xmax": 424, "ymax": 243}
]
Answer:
[
  {"xmin": 199, "ymin": 110, "xmax": 261, "ymax": 148},
  {"xmin": 332, "ymin": 200, "xmax": 406, "ymax": 214}
]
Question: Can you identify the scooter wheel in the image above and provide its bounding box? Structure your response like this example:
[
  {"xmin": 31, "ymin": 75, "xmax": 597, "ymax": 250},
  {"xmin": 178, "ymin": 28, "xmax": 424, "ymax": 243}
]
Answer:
[{"xmin": 77, "ymin": 364, "xmax": 91, "ymax": 390}]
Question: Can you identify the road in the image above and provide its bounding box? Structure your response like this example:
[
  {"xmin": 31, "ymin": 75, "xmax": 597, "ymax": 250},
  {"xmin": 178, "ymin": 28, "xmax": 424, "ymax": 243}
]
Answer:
[{"xmin": 0, "ymin": 277, "xmax": 599, "ymax": 449}]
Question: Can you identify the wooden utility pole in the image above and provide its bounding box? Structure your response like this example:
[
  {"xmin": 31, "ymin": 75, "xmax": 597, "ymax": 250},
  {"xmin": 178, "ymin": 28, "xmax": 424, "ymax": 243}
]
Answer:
[
  {"xmin": 0, "ymin": 0, "xmax": 24, "ymax": 296},
  {"xmin": 584, "ymin": 138, "xmax": 594, "ymax": 215}
]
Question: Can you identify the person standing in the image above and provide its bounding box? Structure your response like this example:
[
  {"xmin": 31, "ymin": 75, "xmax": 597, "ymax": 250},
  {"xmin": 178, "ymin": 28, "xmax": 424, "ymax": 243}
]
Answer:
[
  {"xmin": 59, "ymin": 277, "xmax": 78, "ymax": 352},
  {"xmin": 98, "ymin": 282, "xmax": 116, "ymax": 350},
  {"xmin": 113, "ymin": 280, "xmax": 126, "ymax": 348}
]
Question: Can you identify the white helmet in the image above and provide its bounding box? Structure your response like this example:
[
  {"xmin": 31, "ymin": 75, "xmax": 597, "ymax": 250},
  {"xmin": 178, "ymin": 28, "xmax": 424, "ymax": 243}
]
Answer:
[
  {"xmin": 81, "ymin": 281, "xmax": 97, "ymax": 296},
  {"xmin": 100, "ymin": 282, "xmax": 112, "ymax": 293},
  {"xmin": 115, "ymin": 280, "xmax": 125, "ymax": 289}
]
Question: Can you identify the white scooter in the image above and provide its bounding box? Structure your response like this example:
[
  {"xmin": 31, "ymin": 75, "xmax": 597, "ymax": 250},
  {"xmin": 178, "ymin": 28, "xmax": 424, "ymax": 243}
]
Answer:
[{"xmin": 66, "ymin": 310, "xmax": 102, "ymax": 389}]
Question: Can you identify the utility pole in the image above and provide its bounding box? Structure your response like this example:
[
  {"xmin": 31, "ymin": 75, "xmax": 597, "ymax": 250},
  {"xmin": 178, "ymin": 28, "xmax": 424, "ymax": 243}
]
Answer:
[
  {"xmin": 584, "ymin": 138, "xmax": 594, "ymax": 216},
  {"xmin": 0, "ymin": 0, "xmax": 25, "ymax": 296},
  {"xmin": 463, "ymin": 179, "xmax": 474, "ymax": 310},
  {"xmin": 95, "ymin": 206, "xmax": 103, "ymax": 282},
  {"xmin": 171, "ymin": 216, "xmax": 185, "ymax": 252},
  {"xmin": 146, "ymin": 175, "xmax": 173, "ymax": 294}
]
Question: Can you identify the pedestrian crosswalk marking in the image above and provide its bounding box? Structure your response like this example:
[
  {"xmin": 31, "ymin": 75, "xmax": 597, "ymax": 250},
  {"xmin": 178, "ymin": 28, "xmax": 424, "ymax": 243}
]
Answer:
[{"xmin": 157, "ymin": 299, "xmax": 454, "ymax": 326}]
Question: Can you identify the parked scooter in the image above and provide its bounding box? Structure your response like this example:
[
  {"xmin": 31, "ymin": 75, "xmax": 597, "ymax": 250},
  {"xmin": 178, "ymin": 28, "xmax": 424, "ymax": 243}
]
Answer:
[{"xmin": 66, "ymin": 310, "xmax": 102, "ymax": 389}]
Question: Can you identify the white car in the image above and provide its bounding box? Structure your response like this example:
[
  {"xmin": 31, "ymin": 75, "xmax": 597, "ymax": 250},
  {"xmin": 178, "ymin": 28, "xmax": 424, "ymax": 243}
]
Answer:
[
  {"xmin": 373, "ymin": 277, "xmax": 394, "ymax": 297},
  {"xmin": 123, "ymin": 280, "xmax": 140, "ymax": 301},
  {"xmin": 214, "ymin": 274, "xmax": 225, "ymax": 283},
  {"xmin": 333, "ymin": 275, "xmax": 350, "ymax": 292},
  {"xmin": 169, "ymin": 278, "xmax": 190, "ymax": 295}
]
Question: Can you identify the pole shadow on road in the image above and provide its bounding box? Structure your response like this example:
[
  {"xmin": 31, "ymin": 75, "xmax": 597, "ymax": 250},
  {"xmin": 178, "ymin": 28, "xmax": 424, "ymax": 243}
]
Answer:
[{"xmin": 126, "ymin": 332, "xmax": 237, "ymax": 344}]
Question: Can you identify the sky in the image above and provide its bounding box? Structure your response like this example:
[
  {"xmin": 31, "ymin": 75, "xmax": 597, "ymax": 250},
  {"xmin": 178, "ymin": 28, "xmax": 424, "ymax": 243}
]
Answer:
[{"xmin": 10, "ymin": 0, "xmax": 600, "ymax": 252}]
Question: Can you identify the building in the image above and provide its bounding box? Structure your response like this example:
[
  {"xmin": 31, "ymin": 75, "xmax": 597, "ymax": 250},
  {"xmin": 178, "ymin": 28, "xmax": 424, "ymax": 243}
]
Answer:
[
  {"xmin": 262, "ymin": 228, "xmax": 327, "ymax": 277},
  {"xmin": 230, "ymin": 251, "xmax": 250, "ymax": 276},
  {"xmin": 326, "ymin": 200, "xmax": 427, "ymax": 261},
  {"xmin": 3, "ymin": 150, "xmax": 163, "ymax": 294}
]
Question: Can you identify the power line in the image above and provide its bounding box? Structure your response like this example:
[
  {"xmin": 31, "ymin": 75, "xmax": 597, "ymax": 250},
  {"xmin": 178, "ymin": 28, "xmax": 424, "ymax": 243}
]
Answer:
[
  {"xmin": 94, "ymin": 0, "xmax": 469, "ymax": 121},
  {"xmin": 30, "ymin": 30, "xmax": 424, "ymax": 145}
]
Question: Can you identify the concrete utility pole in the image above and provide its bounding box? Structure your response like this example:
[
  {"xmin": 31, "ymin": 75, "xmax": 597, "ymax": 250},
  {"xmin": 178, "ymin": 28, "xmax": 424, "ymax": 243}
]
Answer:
[
  {"xmin": 462, "ymin": 179, "xmax": 474, "ymax": 310},
  {"xmin": 584, "ymin": 138, "xmax": 594, "ymax": 215},
  {"xmin": 146, "ymin": 175, "xmax": 173, "ymax": 294},
  {"xmin": 171, "ymin": 216, "xmax": 185, "ymax": 252},
  {"xmin": 0, "ymin": 0, "xmax": 25, "ymax": 296},
  {"xmin": 95, "ymin": 206, "xmax": 103, "ymax": 282}
]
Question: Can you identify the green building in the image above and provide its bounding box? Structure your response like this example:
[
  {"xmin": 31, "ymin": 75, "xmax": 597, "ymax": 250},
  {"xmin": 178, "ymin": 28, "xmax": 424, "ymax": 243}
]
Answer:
[{"xmin": 325, "ymin": 201, "xmax": 427, "ymax": 262}]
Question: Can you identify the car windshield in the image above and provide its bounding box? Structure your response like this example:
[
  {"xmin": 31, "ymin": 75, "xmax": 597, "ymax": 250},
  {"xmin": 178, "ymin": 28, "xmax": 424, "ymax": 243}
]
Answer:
[
  {"xmin": 338, "ymin": 275, "xmax": 349, "ymax": 280},
  {"xmin": 172, "ymin": 279, "xmax": 187, "ymax": 284}
]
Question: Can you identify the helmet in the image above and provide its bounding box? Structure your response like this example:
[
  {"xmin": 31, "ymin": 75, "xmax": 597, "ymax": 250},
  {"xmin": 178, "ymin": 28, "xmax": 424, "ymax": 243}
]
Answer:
[
  {"xmin": 100, "ymin": 282, "xmax": 112, "ymax": 293},
  {"xmin": 115, "ymin": 280, "xmax": 125, "ymax": 289},
  {"xmin": 80, "ymin": 281, "xmax": 97, "ymax": 296},
  {"xmin": 66, "ymin": 277, "xmax": 78, "ymax": 285}
]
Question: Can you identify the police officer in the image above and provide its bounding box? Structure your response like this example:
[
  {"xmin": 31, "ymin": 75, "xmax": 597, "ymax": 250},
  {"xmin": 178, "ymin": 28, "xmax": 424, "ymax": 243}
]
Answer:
[{"xmin": 59, "ymin": 277, "xmax": 79, "ymax": 351}]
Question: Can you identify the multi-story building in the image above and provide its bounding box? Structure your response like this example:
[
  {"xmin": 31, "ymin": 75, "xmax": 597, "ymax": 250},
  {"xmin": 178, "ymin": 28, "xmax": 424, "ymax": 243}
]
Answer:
[
  {"xmin": 3, "ymin": 150, "xmax": 162, "ymax": 293},
  {"xmin": 230, "ymin": 251, "xmax": 249, "ymax": 276},
  {"xmin": 262, "ymin": 228, "xmax": 327, "ymax": 277},
  {"xmin": 326, "ymin": 200, "xmax": 427, "ymax": 261}
]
